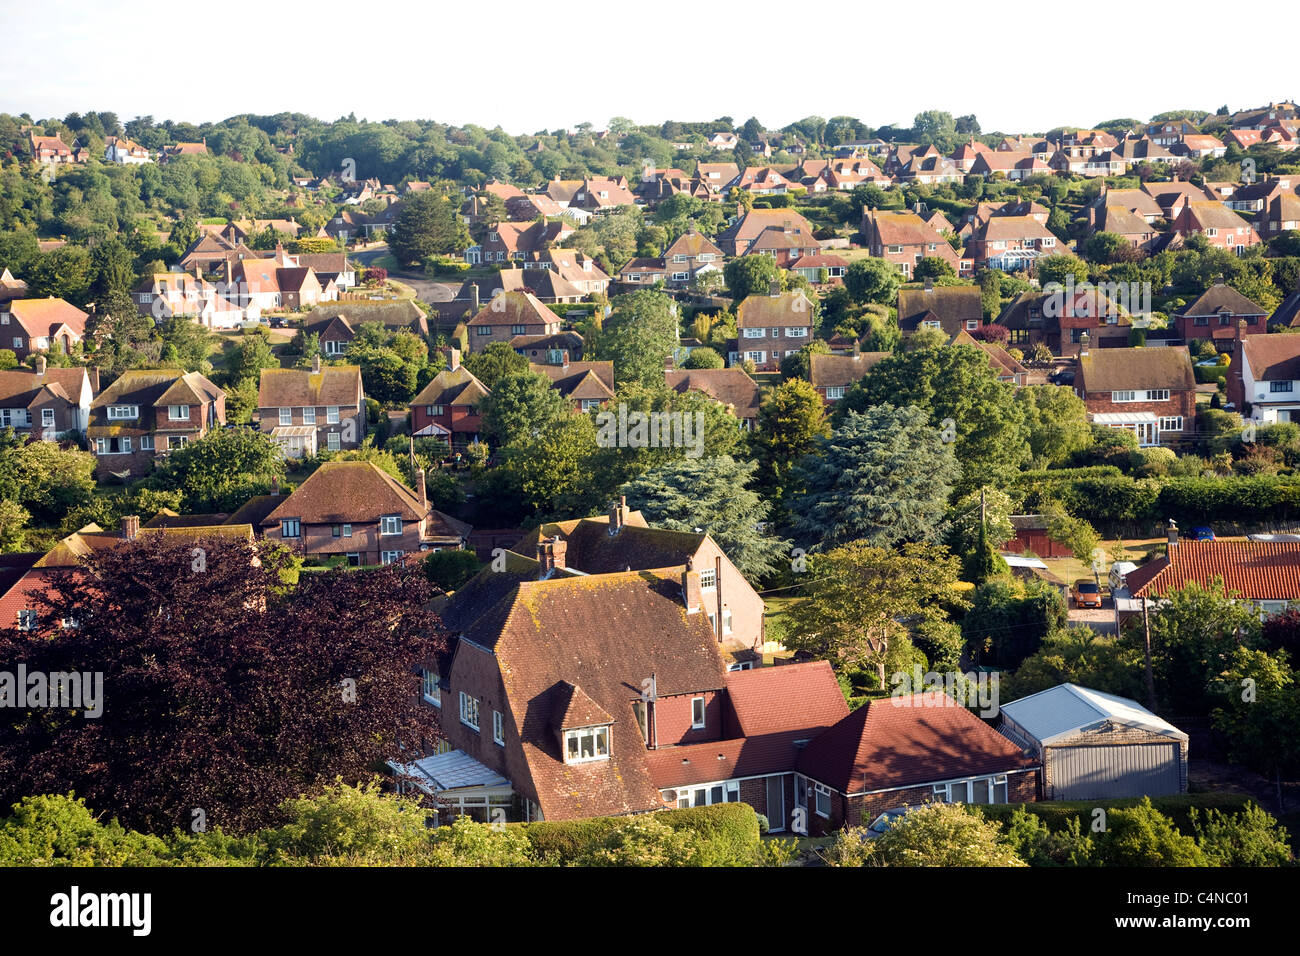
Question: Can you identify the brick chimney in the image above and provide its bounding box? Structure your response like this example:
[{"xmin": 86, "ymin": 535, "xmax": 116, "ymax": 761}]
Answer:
[
  {"xmin": 608, "ymin": 495, "xmax": 627, "ymax": 535},
  {"xmin": 313, "ymin": 354, "xmax": 321, "ymax": 374},
  {"xmin": 121, "ymin": 515, "xmax": 140, "ymax": 541},
  {"xmin": 449, "ymin": 347, "xmax": 461, "ymax": 371},
  {"xmin": 470, "ymin": 283, "xmax": 480, "ymax": 311},
  {"xmin": 924, "ymin": 277, "xmax": 934, "ymax": 293},
  {"xmin": 681, "ymin": 558, "xmax": 703, "ymax": 612},
  {"xmin": 35, "ymin": 355, "xmax": 46, "ymax": 375},
  {"xmin": 537, "ymin": 535, "xmax": 567, "ymax": 576},
  {"xmin": 271, "ymin": 475, "xmax": 280, "ymax": 495},
  {"xmin": 715, "ymin": 555, "xmax": 724, "ymax": 642},
  {"xmin": 1167, "ymin": 519, "xmax": 1178, "ymax": 549},
  {"xmin": 417, "ymin": 466, "xmax": 427, "ymax": 512},
  {"xmin": 1078, "ymin": 331, "xmax": 1090, "ymax": 358}
]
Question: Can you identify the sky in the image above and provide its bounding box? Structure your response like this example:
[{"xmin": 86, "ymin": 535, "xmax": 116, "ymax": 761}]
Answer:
[{"xmin": 1, "ymin": 0, "xmax": 1294, "ymax": 136}]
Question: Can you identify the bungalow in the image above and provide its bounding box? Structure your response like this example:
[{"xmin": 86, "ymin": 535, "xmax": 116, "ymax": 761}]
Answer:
[
  {"xmin": 1125, "ymin": 531, "xmax": 1300, "ymax": 619},
  {"xmin": 1174, "ymin": 284, "xmax": 1269, "ymax": 348},
  {"xmin": 788, "ymin": 253, "xmax": 847, "ymax": 285},
  {"xmin": 261, "ymin": 461, "xmax": 469, "ymax": 565},
  {"xmin": 87, "ymin": 370, "xmax": 225, "ymax": 479},
  {"xmin": 0, "ymin": 298, "xmax": 90, "ymax": 360},
  {"xmin": 1074, "ymin": 345, "xmax": 1196, "ymax": 447},
  {"xmin": 257, "ymin": 358, "xmax": 366, "ymax": 458},
  {"xmin": 410, "ymin": 350, "xmax": 489, "ymax": 445}
]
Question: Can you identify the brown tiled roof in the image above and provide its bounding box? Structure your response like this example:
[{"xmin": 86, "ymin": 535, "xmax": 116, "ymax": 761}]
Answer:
[
  {"xmin": 1096, "ymin": 205, "xmax": 1154, "ymax": 236},
  {"xmin": 262, "ymin": 461, "xmax": 467, "ymax": 535},
  {"xmin": 466, "ymin": 291, "xmax": 556, "ymax": 328},
  {"xmin": 257, "ymin": 366, "xmax": 362, "ymax": 408},
  {"xmin": 411, "ymin": 366, "xmax": 489, "ymax": 407},
  {"xmin": 809, "ymin": 351, "xmax": 891, "ymax": 389},
  {"xmin": 663, "ymin": 231, "xmax": 724, "ymax": 259},
  {"xmin": 1179, "ymin": 283, "xmax": 1268, "ymax": 317},
  {"xmin": 1180, "ymin": 201, "xmax": 1253, "ymax": 232},
  {"xmin": 719, "ymin": 209, "xmax": 816, "ymax": 247},
  {"xmin": 91, "ymin": 370, "xmax": 220, "ymax": 410},
  {"xmin": 0, "ymin": 368, "xmax": 87, "ymax": 406},
  {"xmin": 4, "ymin": 298, "xmax": 89, "ymax": 339},
  {"xmin": 531, "ymin": 361, "xmax": 614, "ymax": 401},
  {"xmin": 898, "ymin": 286, "xmax": 983, "ymax": 334},
  {"xmin": 307, "ymin": 300, "xmax": 427, "ymax": 336},
  {"xmin": 551, "ymin": 681, "xmax": 615, "ymax": 730},
  {"xmin": 797, "ymin": 693, "xmax": 1035, "ymax": 794},
  {"xmin": 1099, "ymin": 188, "xmax": 1163, "ymax": 219},
  {"xmin": 1127, "ymin": 540, "xmax": 1300, "ymax": 601},
  {"xmin": 517, "ymin": 520, "xmax": 706, "ymax": 576},
  {"xmin": 1241, "ymin": 334, "xmax": 1300, "ymax": 380},
  {"xmin": 735, "ymin": 291, "xmax": 814, "ymax": 328},
  {"xmin": 1077, "ymin": 347, "xmax": 1194, "ymax": 393},
  {"xmin": 664, "ymin": 368, "xmax": 762, "ymax": 418}
]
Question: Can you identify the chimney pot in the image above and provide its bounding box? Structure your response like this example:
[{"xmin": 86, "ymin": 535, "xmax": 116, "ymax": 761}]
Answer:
[
  {"xmin": 313, "ymin": 354, "xmax": 321, "ymax": 374},
  {"xmin": 1167, "ymin": 519, "xmax": 1178, "ymax": 548},
  {"xmin": 417, "ymin": 466, "xmax": 427, "ymax": 513},
  {"xmin": 121, "ymin": 515, "xmax": 140, "ymax": 541}
]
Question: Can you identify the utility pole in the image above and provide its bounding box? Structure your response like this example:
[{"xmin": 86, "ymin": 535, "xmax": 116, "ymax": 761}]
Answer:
[
  {"xmin": 980, "ymin": 486, "xmax": 986, "ymax": 532},
  {"xmin": 1141, "ymin": 596, "xmax": 1157, "ymax": 712}
]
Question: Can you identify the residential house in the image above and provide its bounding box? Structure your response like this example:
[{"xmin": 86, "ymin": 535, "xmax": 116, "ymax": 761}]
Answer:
[
  {"xmin": 410, "ymin": 350, "xmax": 489, "ymax": 445},
  {"xmin": 1174, "ymin": 284, "xmax": 1269, "ymax": 348},
  {"xmin": 1171, "ymin": 202, "xmax": 1261, "ymax": 253},
  {"xmin": 788, "ymin": 253, "xmax": 847, "ymax": 285},
  {"xmin": 88, "ymin": 370, "xmax": 225, "ymax": 479},
  {"xmin": 693, "ymin": 162, "xmax": 740, "ymax": 196},
  {"xmin": 996, "ymin": 287, "xmax": 1134, "ymax": 355},
  {"xmin": 809, "ymin": 348, "xmax": 891, "ymax": 404},
  {"xmin": 0, "ymin": 360, "xmax": 95, "ymax": 438},
  {"xmin": 1141, "ymin": 180, "xmax": 1218, "ymax": 220},
  {"xmin": 531, "ymin": 358, "xmax": 615, "ymax": 412},
  {"xmin": 707, "ymin": 132, "xmax": 739, "ymax": 150},
  {"xmin": 160, "ymin": 140, "xmax": 208, "ymax": 161},
  {"xmin": 0, "ymin": 268, "xmax": 28, "ymax": 305},
  {"xmin": 104, "ymin": 135, "xmax": 151, "ymax": 164},
  {"xmin": 0, "ymin": 298, "xmax": 90, "ymax": 360},
  {"xmin": 261, "ymin": 461, "xmax": 469, "ymax": 565},
  {"xmin": 28, "ymin": 133, "xmax": 79, "ymax": 164},
  {"xmin": 966, "ymin": 215, "xmax": 1061, "ymax": 271},
  {"xmin": 968, "ymin": 150, "xmax": 1053, "ymax": 181},
  {"xmin": 134, "ymin": 272, "xmax": 252, "ymax": 328},
  {"xmin": 664, "ymin": 367, "xmax": 763, "ymax": 429},
  {"xmin": 303, "ymin": 301, "xmax": 429, "ymax": 356},
  {"xmin": 1091, "ymin": 186, "xmax": 1165, "ymax": 224},
  {"xmin": 660, "ymin": 230, "xmax": 725, "ymax": 285},
  {"xmin": 616, "ymin": 257, "xmax": 670, "ymax": 289},
  {"xmin": 717, "ymin": 209, "xmax": 816, "ymax": 257},
  {"xmin": 1255, "ymin": 190, "xmax": 1300, "ymax": 238},
  {"xmin": 1228, "ymin": 334, "xmax": 1300, "ymax": 423},
  {"xmin": 949, "ymin": 330, "xmax": 1029, "ymax": 385},
  {"xmin": 521, "ymin": 249, "xmax": 610, "ymax": 297},
  {"xmin": 567, "ymin": 177, "xmax": 639, "ymax": 214},
  {"xmin": 464, "ymin": 218, "xmax": 574, "ymax": 265},
  {"xmin": 257, "ymin": 358, "xmax": 365, "ymax": 458},
  {"xmin": 731, "ymin": 290, "xmax": 815, "ymax": 370},
  {"xmin": 745, "ymin": 225, "xmax": 821, "ymax": 268},
  {"xmin": 1074, "ymin": 345, "xmax": 1196, "ymax": 446},
  {"xmin": 861, "ymin": 210, "xmax": 968, "ymax": 278},
  {"xmin": 897, "ymin": 284, "xmax": 984, "ymax": 339},
  {"xmin": 729, "ymin": 166, "xmax": 797, "ymax": 195},
  {"xmin": 1089, "ymin": 205, "xmax": 1159, "ymax": 253},
  {"xmin": 465, "ymin": 291, "xmax": 561, "ymax": 353},
  {"xmin": 1125, "ymin": 531, "xmax": 1300, "ymax": 619}
]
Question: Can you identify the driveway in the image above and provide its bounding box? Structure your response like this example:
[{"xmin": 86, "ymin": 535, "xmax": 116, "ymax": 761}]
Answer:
[
  {"xmin": 349, "ymin": 242, "xmax": 460, "ymax": 303},
  {"xmin": 1067, "ymin": 594, "xmax": 1117, "ymax": 634}
]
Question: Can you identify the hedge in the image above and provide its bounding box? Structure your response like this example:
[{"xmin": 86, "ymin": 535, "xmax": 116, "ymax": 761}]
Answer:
[
  {"xmin": 1194, "ymin": 365, "xmax": 1228, "ymax": 386},
  {"xmin": 519, "ymin": 802, "xmax": 761, "ymax": 865},
  {"xmin": 976, "ymin": 793, "xmax": 1256, "ymax": 836}
]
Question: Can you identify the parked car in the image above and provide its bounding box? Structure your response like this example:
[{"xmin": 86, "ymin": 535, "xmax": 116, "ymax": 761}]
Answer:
[
  {"xmin": 865, "ymin": 806, "xmax": 919, "ymax": 839},
  {"xmin": 1071, "ymin": 578, "xmax": 1103, "ymax": 608},
  {"xmin": 1049, "ymin": 368, "xmax": 1075, "ymax": 385},
  {"xmin": 1109, "ymin": 561, "xmax": 1138, "ymax": 592},
  {"xmin": 1189, "ymin": 526, "xmax": 1216, "ymax": 541}
]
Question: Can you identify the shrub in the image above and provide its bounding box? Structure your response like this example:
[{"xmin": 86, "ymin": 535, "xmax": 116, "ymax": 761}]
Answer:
[
  {"xmin": 421, "ymin": 549, "xmax": 483, "ymax": 592},
  {"xmin": 1190, "ymin": 803, "xmax": 1294, "ymax": 866},
  {"xmin": 823, "ymin": 803, "xmax": 1025, "ymax": 867}
]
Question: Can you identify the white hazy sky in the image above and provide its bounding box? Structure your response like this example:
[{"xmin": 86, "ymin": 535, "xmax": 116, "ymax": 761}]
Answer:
[{"xmin": 1, "ymin": 0, "xmax": 1294, "ymax": 135}]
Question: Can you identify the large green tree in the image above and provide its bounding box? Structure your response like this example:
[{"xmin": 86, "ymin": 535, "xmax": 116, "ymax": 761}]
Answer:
[
  {"xmin": 750, "ymin": 377, "xmax": 829, "ymax": 495},
  {"xmin": 149, "ymin": 427, "xmax": 286, "ymax": 513},
  {"xmin": 479, "ymin": 369, "xmax": 573, "ymax": 447},
  {"xmin": 595, "ymin": 289, "xmax": 678, "ymax": 388},
  {"xmin": 388, "ymin": 192, "xmax": 470, "ymax": 265}
]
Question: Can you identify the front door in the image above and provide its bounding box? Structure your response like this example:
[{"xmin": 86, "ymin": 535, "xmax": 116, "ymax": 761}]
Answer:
[{"xmin": 766, "ymin": 775, "xmax": 785, "ymax": 832}]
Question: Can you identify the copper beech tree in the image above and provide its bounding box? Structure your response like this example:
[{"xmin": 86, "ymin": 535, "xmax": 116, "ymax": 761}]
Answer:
[{"xmin": 0, "ymin": 535, "xmax": 447, "ymax": 835}]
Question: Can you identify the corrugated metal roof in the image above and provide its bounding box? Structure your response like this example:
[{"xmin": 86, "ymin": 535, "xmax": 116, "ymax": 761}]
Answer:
[{"xmin": 1000, "ymin": 683, "xmax": 1186, "ymax": 744}]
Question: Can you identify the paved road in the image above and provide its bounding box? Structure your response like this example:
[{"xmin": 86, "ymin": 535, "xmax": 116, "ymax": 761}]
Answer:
[
  {"xmin": 1067, "ymin": 595, "xmax": 1117, "ymax": 634},
  {"xmin": 350, "ymin": 242, "xmax": 458, "ymax": 303}
]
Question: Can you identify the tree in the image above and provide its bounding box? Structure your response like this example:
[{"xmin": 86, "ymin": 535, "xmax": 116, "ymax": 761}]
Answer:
[
  {"xmin": 1190, "ymin": 802, "xmax": 1294, "ymax": 867},
  {"xmin": 778, "ymin": 339, "xmax": 829, "ymax": 381},
  {"xmin": 0, "ymin": 433, "xmax": 96, "ymax": 525},
  {"xmin": 159, "ymin": 317, "xmax": 214, "ymax": 372},
  {"xmin": 788, "ymin": 406, "xmax": 958, "ymax": 550},
  {"xmin": 421, "ymin": 549, "xmax": 483, "ymax": 593},
  {"xmin": 1211, "ymin": 645, "xmax": 1300, "ymax": 809},
  {"xmin": 786, "ymin": 541, "xmax": 965, "ymax": 683},
  {"xmin": 964, "ymin": 576, "xmax": 1068, "ymax": 669},
  {"xmin": 388, "ymin": 192, "xmax": 470, "ymax": 266},
  {"xmin": 227, "ymin": 332, "xmax": 280, "ymax": 386},
  {"xmin": 1003, "ymin": 627, "xmax": 1146, "ymax": 702},
  {"xmin": 723, "ymin": 255, "xmax": 783, "ymax": 301},
  {"xmin": 843, "ymin": 257, "xmax": 902, "ymax": 306},
  {"xmin": 1094, "ymin": 799, "xmax": 1206, "ymax": 867},
  {"xmin": 751, "ymin": 378, "xmax": 829, "ymax": 495},
  {"xmin": 1015, "ymin": 384, "xmax": 1094, "ymax": 466},
  {"xmin": 479, "ymin": 369, "xmax": 572, "ymax": 447},
  {"xmin": 0, "ymin": 536, "xmax": 444, "ymax": 834},
  {"xmin": 620, "ymin": 455, "xmax": 789, "ymax": 581},
  {"xmin": 347, "ymin": 343, "xmax": 420, "ymax": 404},
  {"xmin": 1036, "ymin": 254, "xmax": 1090, "ymax": 287},
  {"xmin": 462, "ymin": 341, "xmax": 529, "ymax": 390},
  {"xmin": 1040, "ymin": 500, "xmax": 1100, "ymax": 568},
  {"xmin": 836, "ymin": 345, "xmax": 1029, "ymax": 492},
  {"xmin": 0, "ymin": 498, "xmax": 30, "ymax": 552},
  {"xmin": 911, "ymin": 111, "xmax": 960, "ymax": 152},
  {"xmin": 913, "ymin": 257, "xmax": 956, "ymax": 281},
  {"xmin": 0, "ymin": 350, "xmax": 16, "ymax": 371},
  {"xmin": 497, "ymin": 413, "xmax": 602, "ymax": 519},
  {"xmin": 149, "ymin": 427, "xmax": 286, "ymax": 513},
  {"xmin": 681, "ymin": 347, "xmax": 723, "ymax": 369},
  {"xmin": 596, "ymin": 289, "xmax": 678, "ymax": 388},
  {"xmin": 823, "ymin": 802, "xmax": 1025, "ymax": 867}
]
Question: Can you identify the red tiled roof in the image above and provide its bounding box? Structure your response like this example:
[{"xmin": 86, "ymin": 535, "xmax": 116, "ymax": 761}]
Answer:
[
  {"xmin": 797, "ymin": 692, "xmax": 1034, "ymax": 794},
  {"xmin": 724, "ymin": 660, "xmax": 848, "ymax": 736},
  {"xmin": 1128, "ymin": 540, "xmax": 1300, "ymax": 600}
]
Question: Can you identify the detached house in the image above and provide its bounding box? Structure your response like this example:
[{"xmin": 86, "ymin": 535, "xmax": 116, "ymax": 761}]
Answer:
[
  {"xmin": 0, "ymin": 298, "xmax": 89, "ymax": 360},
  {"xmin": 104, "ymin": 135, "xmax": 151, "ymax": 164},
  {"xmin": 261, "ymin": 461, "xmax": 469, "ymax": 565},
  {"xmin": 0, "ymin": 360, "xmax": 95, "ymax": 439},
  {"xmin": 257, "ymin": 358, "xmax": 366, "ymax": 458},
  {"xmin": 1125, "ymin": 533, "xmax": 1300, "ymax": 619},
  {"xmin": 966, "ymin": 215, "xmax": 1060, "ymax": 271},
  {"xmin": 717, "ymin": 209, "xmax": 816, "ymax": 258},
  {"xmin": 861, "ymin": 210, "xmax": 967, "ymax": 278},
  {"xmin": 809, "ymin": 348, "xmax": 890, "ymax": 404},
  {"xmin": 1228, "ymin": 334, "xmax": 1300, "ymax": 423},
  {"xmin": 466, "ymin": 291, "xmax": 561, "ymax": 353},
  {"xmin": 898, "ymin": 284, "xmax": 984, "ymax": 339},
  {"xmin": 1074, "ymin": 345, "xmax": 1196, "ymax": 447},
  {"xmin": 1174, "ymin": 284, "xmax": 1268, "ymax": 348},
  {"xmin": 88, "ymin": 370, "xmax": 225, "ymax": 479},
  {"xmin": 410, "ymin": 350, "xmax": 489, "ymax": 445},
  {"xmin": 664, "ymin": 367, "xmax": 763, "ymax": 428},
  {"xmin": 996, "ymin": 287, "xmax": 1133, "ymax": 355},
  {"xmin": 1171, "ymin": 202, "xmax": 1260, "ymax": 254},
  {"xmin": 730, "ymin": 290, "xmax": 815, "ymax": 371},
  {"xmin": 530, "ymin": 358, "xmax": 615, "ymax": 412},
  {"xmin": 28, "ymin": 133, "xmax": 78, "ymax": 165}
]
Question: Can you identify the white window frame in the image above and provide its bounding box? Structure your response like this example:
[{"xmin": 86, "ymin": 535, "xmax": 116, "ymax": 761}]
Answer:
[
  {"xmin": 380, "ymin": 514, "xmax": 402, "ymax": 536},
  {"xmin": 168, "ymin": 405, "xmax": 189, "ymax": 420},
  {"xmin": 459, "ymin": 691, "xmax": 480, "ymax": 730},
  {"xmin": 381, "ymin": 550, "xmax": 403, "ymax": 565},
  {"xmin": 493, "ymin": 710, "xmax": 505, "ymax": 746},
  {"xmin": 326, "ymin": 431, "xmax": 341, "ymax": 451},
  {"xmin": 107, "ymin": 405, "xmax": 138, "ymax": 420},
  {"xmin": 41, "ymin": 408, "xmax": 55, "ymax": 427},
  {"xmin": 342, "ymin": 523, "xmax": 352, "ymax": 537},
  {"xmin": 302, "ymin": 407, "xmax": 316, "ymax": 425},
  {"xmin": 1159, "ymin": 416, "xmax": 1184, "ymax": 432},
  {"xmin": 698, "ymin": 568, "xmax": 716, "ymax": 589},
  {"xmin": 691, "ymin": 696, "xmax": 706, "ymax": 729},
  {"xmin": 278, "ymin": 407, "xmax": 292, "ymax": 426},
  {"xmin": 784, "ymin": 326, "xmax": 808, "ymax": 338},
  {"xmin": 742, "ymin": 327, "xmax": 765, "ymax": 338},
  {"xmin": 1111, "ymin": 390, "xmax": 1137, "ymax": 403},
  {"xmin": 327, "ymin": 406, "xmax": 340, "ymax": 424},
  {"xmin": 813, "ymin": 781, "xmax": 832, "ymax": 818},
  {"xmin": 564, "ymin": 724, "xmax": 611, "ymax": 764},
  {"xmin": 140, "ymin": 435, "xmax": 154, "ymax": 451},
  {"xmin": 422, "ymin": 669, "xmax": 441, "ymax": 706},
  {"xmin": 826, "ymin": 386, "xmax": 846, "ymax": 400}
]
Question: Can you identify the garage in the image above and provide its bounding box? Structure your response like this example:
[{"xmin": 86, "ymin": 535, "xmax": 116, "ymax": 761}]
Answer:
[{"xmin": 998, "ymin": 683, "xmax": 1189, "ymax": 801}]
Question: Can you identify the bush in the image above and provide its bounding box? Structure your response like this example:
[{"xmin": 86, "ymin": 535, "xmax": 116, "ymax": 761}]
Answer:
[
  {"xmin": 421, "ymin": 549, "xmax": 482, "ymax": 592},
  {"xmin": 521, "ymin": 802, "xmax": 761, "ymax": 866},
  {"xmin": 823, "ymin": 803, "xmax": 1025, "ymax": 867},
  {"xmin": 1191, "ymin": 803, "xmax": 1294, "ymax": 866}
]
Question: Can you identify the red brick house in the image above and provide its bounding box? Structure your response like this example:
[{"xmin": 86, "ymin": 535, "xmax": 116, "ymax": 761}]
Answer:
[
  {"xmin": 88, "ymin": 370, "xmax": 225, "ymax": 479},
  {"xmin": 257, "ymin": 358, "xmax": 366, "ymax": 458},
  {"xmin": 730, "ymin": 290, "xmax": 815, "ymax": 370},
  {"xmin": 410, "ymin": 350, "xmax": 489, "ymax": 444},
  {"xmin": 1171, "ymin": 201, "xmax": 1261, "ymax": 253},
  {"xmin": 28, "ymin": 132, "xmax": 80, "ymax": 164},
  {"xmin": 261, "ymin": 460, "xmax": 469, "ymax": 565},
  {"xmin": 0, "ymin": 298, "xmax": 89, "ymax": 359},
  {"xmin": 996, "ymin": 288, "xmax": 1134, "ymax": 355},
  {"xmin": 1074, "ymin": 345, "xmax": 1196, "ymax": 447},
  {"xmin": 965, "ymin": 215, "xmax": 1061, "ymax": 271},
  {"xmin": 717, "ymin": 209, "xmax": 816, "ymax": 257},
  {"xmin": 861, "ymin": 210, "xmax": 968, "ymax": 279},
  {"xmin": 1174, "ymin": 284, "xmax": 1269, "ymax": 349},
  {"xmin": 466, "ymin": 291, "xmax": 561, "ymax": 353},
  {"xmin": 898, "ymin": 284, "xmax": 984, "ymax": 339},
  {"xmin": 530, "ymin": 358, "xmax": 614, "ymax": 412}
]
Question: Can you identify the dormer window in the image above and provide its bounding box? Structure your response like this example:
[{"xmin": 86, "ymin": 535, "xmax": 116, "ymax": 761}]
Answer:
[
  {"xmin": 565, "ymin": 725, "xmax": 611, "ymax": 763},
  {"xmin": 107, "ymin": 405, "xmax": 139, "ymax": 420}
]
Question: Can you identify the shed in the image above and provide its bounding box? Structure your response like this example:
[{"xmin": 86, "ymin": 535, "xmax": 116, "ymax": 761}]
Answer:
[{"xmin": 998, "ymin": 683, "xmax": 1188, "ymax": 800}]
